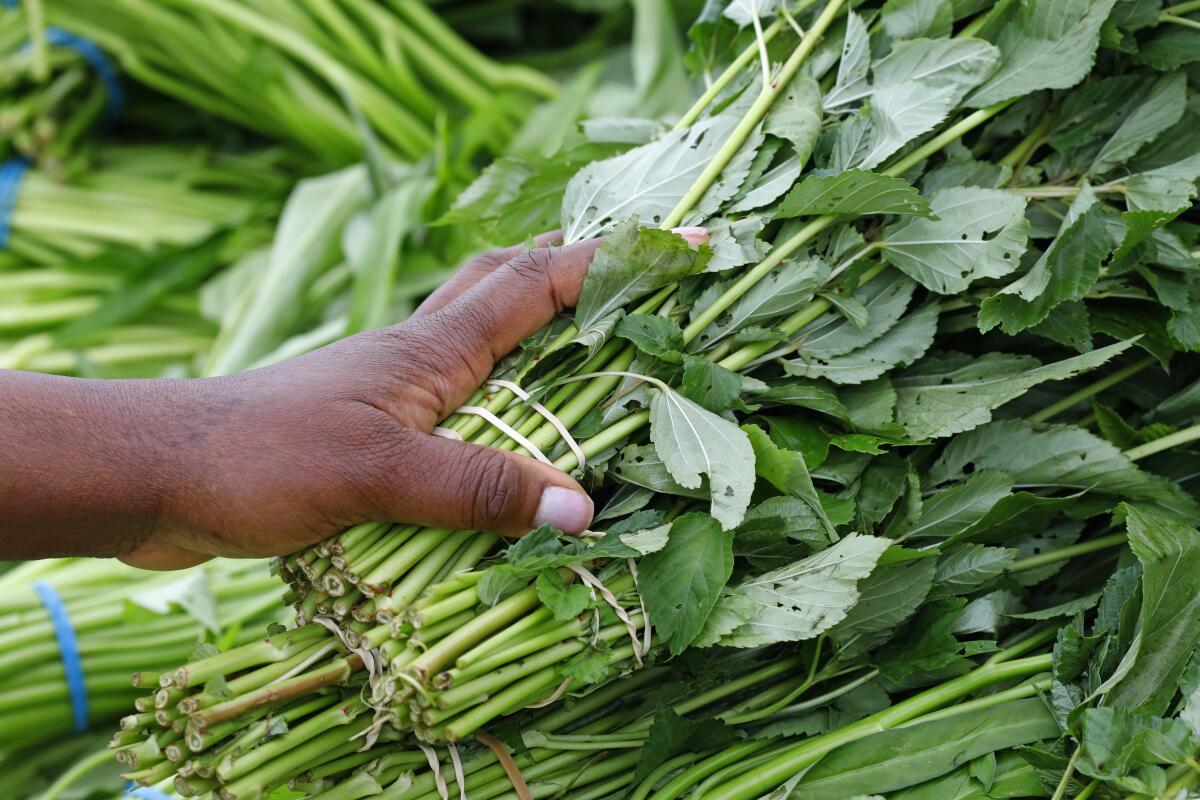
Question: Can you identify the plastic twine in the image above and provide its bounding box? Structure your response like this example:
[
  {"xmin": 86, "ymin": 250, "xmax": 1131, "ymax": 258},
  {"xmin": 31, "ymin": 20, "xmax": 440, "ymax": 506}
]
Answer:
[
  {"xmin": 33, "ymin": 580, "xmax": 88, "ymax": 732},
  {"xmin": 43, "ymin": 27, "xmax": 126, "ymax": 124},
  {"xmin": 0, "ymin": 158, "xmax": 30, "ymax": 249}
]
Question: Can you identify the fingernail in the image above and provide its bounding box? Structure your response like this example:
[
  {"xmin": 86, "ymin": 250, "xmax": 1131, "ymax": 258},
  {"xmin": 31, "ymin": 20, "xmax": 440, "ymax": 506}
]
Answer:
[
  {"xmin": 671, "ymin": 226, "xmax": 709, "ymax": 246},
  {"xmin": 534, "ymin": 486, "xmax": 594, "ymax": 534}
]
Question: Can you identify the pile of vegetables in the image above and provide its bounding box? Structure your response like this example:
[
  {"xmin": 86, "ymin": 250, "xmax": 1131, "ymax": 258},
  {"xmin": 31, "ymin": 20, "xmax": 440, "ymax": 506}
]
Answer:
[{"xmin": 109, "ymin": 0, "xmax": 1200, "ymax": 798}]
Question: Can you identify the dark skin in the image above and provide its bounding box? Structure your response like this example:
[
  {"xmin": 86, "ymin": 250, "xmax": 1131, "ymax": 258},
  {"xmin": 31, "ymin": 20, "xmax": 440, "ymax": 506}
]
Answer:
[{"xmin": 0, "ymin": 227, "xmax": 708, "ymax": 570}]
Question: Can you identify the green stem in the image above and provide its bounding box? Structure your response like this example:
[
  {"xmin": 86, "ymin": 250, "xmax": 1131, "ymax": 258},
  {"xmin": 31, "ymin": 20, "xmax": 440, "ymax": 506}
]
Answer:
[
  {"xmin": 1166, "ymin": 0, "xmax": 1200, "ymax": 13},
  {"xmin": 1160, "ymin": 11, "xmax": 1200, "ymax": 28},
  {"xmin": 1051, "ymin": 747, "xmax": 1081, "ymax": 800},
  {"xmin": 1009, "ymin": 533, "xmax": 1126, "ymax": 573},
  {"xmin": 700, "ymin": 654, "xmax": 1052, "ymax": 800},
  {"xmin": 1125, "ymin": 423, "xmax": 1200, "ymax": 461},
  {"xmin": 660, "ymin": 0, "xmax": 847, "ymax": 230},
  {"xmin": 1029, "ymin": 357, "xmax": 1156, "ymax": 422}
]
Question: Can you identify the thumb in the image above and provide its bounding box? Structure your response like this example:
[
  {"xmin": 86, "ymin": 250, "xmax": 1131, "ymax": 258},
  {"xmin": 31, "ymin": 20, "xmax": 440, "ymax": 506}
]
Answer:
[{"xmin": 364, "ymin": 430, "xmax": 594, "ymax": 537}]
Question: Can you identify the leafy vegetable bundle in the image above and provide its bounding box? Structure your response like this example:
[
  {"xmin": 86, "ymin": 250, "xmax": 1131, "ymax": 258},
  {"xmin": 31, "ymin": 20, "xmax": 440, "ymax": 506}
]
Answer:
[
  {"xmin": 119, "ymin": 0, "xmax": 1200, "ymax": 797},
  {"xmin": 41, "ymin": 0, "xmax": 558, "ymax": 168},
  {"xmin": 0, "ymin": 558, "xmax": 287, "ymax": 758}
]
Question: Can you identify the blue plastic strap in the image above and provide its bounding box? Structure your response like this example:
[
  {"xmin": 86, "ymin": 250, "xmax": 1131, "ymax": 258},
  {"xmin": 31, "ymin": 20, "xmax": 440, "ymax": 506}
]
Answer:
[
  {"xmin": 124, "ymin": 783, "xmax": 174, "ymax": 800},
  {"xmin": 0, "ymin": 158, "xmax": 30, "ymax": 250},
  {"xmin": 33, "ymin": 580, "xmax": 89, "ymax": 732},
  {"xmin": 43, "ymin": 27, "xmax": 125, "ymax": 124}
]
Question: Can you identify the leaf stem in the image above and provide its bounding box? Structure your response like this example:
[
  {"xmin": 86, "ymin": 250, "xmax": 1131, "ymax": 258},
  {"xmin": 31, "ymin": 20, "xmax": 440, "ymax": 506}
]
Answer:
[
  {"xmin": 661, "ymin": 0, "xmax": 848, "ymax": 230},
  {"xmin": 1028, "ymin": 357, "xmax": 1156, "ymax": 422},
  {"xmin": 1009, "ymin": 533, "xmax": 1127, "ymax": 573},
  {"xmin": 1051, "ymin": 747, "xmax": 1081, "ymax": 800},
  {"xmin": 1125, "ymin": 422, "xmax": 1200, "ymax": 461},
  {"xmin": 1160, "ymin": 10, "xmax": 1200, "ymax": 29}
]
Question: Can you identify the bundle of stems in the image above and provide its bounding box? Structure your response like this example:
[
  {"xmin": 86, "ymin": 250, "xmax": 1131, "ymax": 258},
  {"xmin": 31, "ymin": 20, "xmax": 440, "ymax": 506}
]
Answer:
[
  {"xmin": 40, "ymin": 0, "xmax": 559, "ymax": 168},
  {"xmin": 0, "ymin": 557, "xmax": 287, "ymax": 752},
  {"xmin": 123, "ymin": 0, "xmax": 1200, "ymax": 795}
]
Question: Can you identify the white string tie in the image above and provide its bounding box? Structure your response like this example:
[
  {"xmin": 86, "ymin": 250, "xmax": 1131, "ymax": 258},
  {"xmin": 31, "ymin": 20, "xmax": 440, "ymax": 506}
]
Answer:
[
  {"xmin": 448, "ymin": 743, "xmax": 468, "ymax": 800},
  {"xmin": 487, "ymin": 380, "xmax": 586, "ymax": 470},
  {"xmin": 420, "ymin": 744, "xmax": 450, "ymax": 800},
  {"xmin": 566, "ymin": 564, "xmax": 644, "ymax": 668}
]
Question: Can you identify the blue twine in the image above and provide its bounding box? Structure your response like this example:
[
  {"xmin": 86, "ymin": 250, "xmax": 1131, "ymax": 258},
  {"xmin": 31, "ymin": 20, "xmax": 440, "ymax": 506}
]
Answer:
[
  {"xmin": 0, "ymin": 158, "xmax": 30, "ymax": 250},
  {"xmin": 43, "ymin": 27, "xmax": 125, "ymax": 124},
  {"xmin": 0, "ymin": 1, "xmax": 124, "ymax": 122},
  {"xmin": 124, "ymin": 783, "xmax": 174, "ymax": 800},
  {"xmin": 33, "ymin": 580, "xmax": 89, "ymax": 732}
]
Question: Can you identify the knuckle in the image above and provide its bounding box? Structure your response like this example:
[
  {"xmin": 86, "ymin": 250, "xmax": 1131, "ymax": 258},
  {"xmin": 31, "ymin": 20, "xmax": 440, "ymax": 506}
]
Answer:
[{"xmin": 461, "ymin": 447, "xmax": 521, "ymax": 530}]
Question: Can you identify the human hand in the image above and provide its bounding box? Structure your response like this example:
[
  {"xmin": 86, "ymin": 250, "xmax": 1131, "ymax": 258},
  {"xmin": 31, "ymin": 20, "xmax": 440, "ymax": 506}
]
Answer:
[{"xmin": 0, "ymin": 229, "xmax": 707, "ymax": 569}]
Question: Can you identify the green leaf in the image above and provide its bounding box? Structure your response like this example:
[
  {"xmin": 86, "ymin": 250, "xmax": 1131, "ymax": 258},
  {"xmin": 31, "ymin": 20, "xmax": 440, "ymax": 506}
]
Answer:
[
  {"xmin": 616, "ymin": 313, "xmax": 685, "ymax": 362},
  {"xmin": 831, "ymin": 558, "xmax": 936, "ymax": 655},
  {"xmin": 929, "ymin": 420, "xmax": 1200, "ymax": 520},
  {"xmin": 874, "ymin": 597, "xmax": 970, "ymax": 680},
  {"xmin": 207, "ymin": 165, "xmax": 370, "ymax": 375},
  {"xmin": 890, "ymin": 470, "xmax": 1014, "ymax": 542},
  {"xmin": 794, "ymin": 699, "xmax": 1060, "ymax": 799},
  {"xmin": 881, "ymin": 0, "xmax": 953, "ymax": 39},
  {"xmin": 880, "ymin": 187, "xmax": 1029, "ymax": 294},
  {"xmin": 680, "ymin": 355, "xmax": 743, "ymax": 412},
  {"xmin": 729, "ymin": 155, "xmax": 805, "ymax": 213},
  {"xmin": 561, "ymin": 108, "xmax": 758, "ymax": 242},
  {"xmin": 758, "ymin": 378, "xmax": 850, "ymax": 422},
  {"xmin": 764, "ymin": 73, "xmax": 823, "ymax": 163},
  {"xmin": 967, "ymin": 0, "xmax": 1118, "ymax": 108},
  {"xmin": 703, "ymin": 216, "xmax": 771, "ymax": 272},
  {"xmin": 892, "ymin": 341, "xmax": 1133, "ymax": 440},
  {"xmin": 1091, "ymin": 71, "xmax": 1187, "ymax": 175},
  {"xmin": 784, "ymin": 303, "xmax": 939, "ymax": 384},
  {"xmin": 614, "ymin": 444, "xmax": 709, "ymax": 499},
  {"xmin": 638, "ymin": 513, "xmax": 734, "ymax": 655},
  {"xmin": 978, "ymin": 185, "xmax": 1113, "ymax": 334},
  {"xmin": 345, "ymin": 181, "xmax": 430, "ymax": 335},
  {"xmin": 744, "ymin": 424, "xmax": 837, "ymax": 540},
  {"xmin": 870, "ymin": 38, "xmax": 1002, "ymax": 100},
  {"xmin": 536, "ymin": 569, "xmax": 592, "ymax": 622},
  {"xmin": 692, "ymin": 256, "xmax": 826, "ymax": 349},
  {"xmin": 129, "ymin": 571, "xmax": 220, "ymax": 634},
  {"xmin": 824, "ymin": 12, "xmax": 871, "ymax": 110},
  {"xmin": 774, "ymin": 170, "xmax": 932, "ymax": 220},
  {"xmin": 889, "ymin": 752, "xmax": 1044, "ymax": 800},
  {"xmin": 575, "ymin": 219, "xmax": 710, "ymax": 341},
  {"xmin": 619, "ymin": 523, "xmax": 671, "ymax": 555},
  {"xmin": 559, "ymin": 645, "xmax": 612, "ymax": 685},
  {"xmin": 935, "ymin": 544, "xmax": 1016, "ymax": 596},
  {"xmin": 807, "ymin": 273, "xmax": 918, "ymax": 360},
  {"xmin": 711, "ymin": 534, "xmax": 890, "ymax": 648},
  {"xmin": 649, "ymin": 384, "xmax": 756, "ymax": 529},
  {"xmin": 1077, "ymin": 706, "xmax": 1199, "ymax": 781},
  {"xmin": 1101, "ymin": 505, "xmax": 1200, "ymax": 715}
]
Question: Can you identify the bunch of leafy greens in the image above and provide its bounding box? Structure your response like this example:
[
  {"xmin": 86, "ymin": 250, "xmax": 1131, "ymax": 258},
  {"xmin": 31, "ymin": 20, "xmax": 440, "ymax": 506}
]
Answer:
[{"xmin": 117, "ymin": 0, "xmax": 1200, "ymax": 798}]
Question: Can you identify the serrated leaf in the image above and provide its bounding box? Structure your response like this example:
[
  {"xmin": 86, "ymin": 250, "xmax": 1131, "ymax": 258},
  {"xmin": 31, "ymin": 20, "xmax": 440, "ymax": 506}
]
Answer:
[
  {"xmin": 561, "ymin": 110, "xmax": 750, "ymax": 242},
  {"xmin": 728, "ymin": 154, "xmax": 804, "ymax": 213},
  {"xmin": 722, "ymin": 0, "xmax": 776, "ymax": 27},
  {"xmin": 693, "ymin": 256, "xmax": 826, "ymax": 349},
  {"xmin": 680, "ymin": 355, "xmax": 743, "ymax": 412},
  {"xmin": 834, "ymin": 82, "xmax": 961, "ymax": 170},
  {"xmin": 796, "ymin": 272, "xmax": 917, "ymax": 360},
  {"xmin": 929, "ymin": 420, "xmax": 1200, "ymax": 520},
  {"xmin": 614, "ymin": 444, "xmax": 709, "ymax": 499},
  {"xmin": 764, "ymin": 73, "xmax": 823, "ymax": 161},
  {"xmin": 890, "ymin": 469, "xmax": 1014, "ymax": 542},
  {"xmin": 1091, "ymin": 71, "xmax": 1187, "ymax": 175},
  {"xmin": 703, "ymin": 216, "xmax": 770, "ymax": 272},
  {"xmin": 639, "ymin": 513, "xmax": 734, "ymax": 654},
  {"xmin": 620, "ymin": 523, "xmax": 671, "ymax": 555},
  {"xmin": 575, "ymin": 218, "xmax": 709, "ymax": 339},
  {"xmin": 559, "ymin": 646, "xmax": 612, "ymax": 684},
  {"xmin": 824, "ymin": 12, "xmax": 872, "ymax": 111},
  {"xmin": 978, "ymin": 184, "xmax": 1114, "ymax": 333},
  {"xmin": 881, "ymin": 0, "xmax": 953, "ymax": 39},
  {"xmin": 774, "ymin": 170, "xmax": 932, "ymax": 219},
  {"xmin": 880, "ymin": 187, "xmax": 1029, "ymax": 294},
  {"xmin": 936, "ymin": 544, "xmax": 1017, "ymax": 596},
  {"xmin": 784, "ymin": 303, "xmax": 939, "ymax": 384},
  {"xmin": 616, "ymin": 313, "xmax": 684, "ymax": 362},
  {"xmin": 967, "ymin": 0, "xmax": 1118, "ymax": 108},
  {"xmin": 892, "ymin": 341, "xmax": 1132, "ymax": 440},
  {"xmin": 712, "ymin": 534, "xmax": 890, "ymax": 647},
  {"xmin": 649, "ymin": 385, "xmax": 756, "ymax": 528},
  {"xmin": 537, "ymin": 569, "xmax": 592, "ymax": 622},
  {"xmin": 832, "ymin": 558, "xmax": 936, "ymax": 655},
  {"xmin": 1101, "ymin": 506, "xmax": 1200, "ymax": 716},
  {"xmin": 744, "ymin": 424, "xmax": 837, "ymax": 541}
]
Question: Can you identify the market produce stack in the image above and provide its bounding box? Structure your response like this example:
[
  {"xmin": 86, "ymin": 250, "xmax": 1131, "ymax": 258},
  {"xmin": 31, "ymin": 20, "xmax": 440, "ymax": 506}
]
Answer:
[{"xmin": 115, "ymin": 1, "xmax": 1200, "ymax": 799}]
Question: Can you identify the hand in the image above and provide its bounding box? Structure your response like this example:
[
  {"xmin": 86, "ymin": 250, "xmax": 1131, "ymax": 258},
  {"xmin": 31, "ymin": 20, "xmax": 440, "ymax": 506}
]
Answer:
[{"xmin": 1, "ymin": 231, "xmax": 716, "ymax": 570}]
